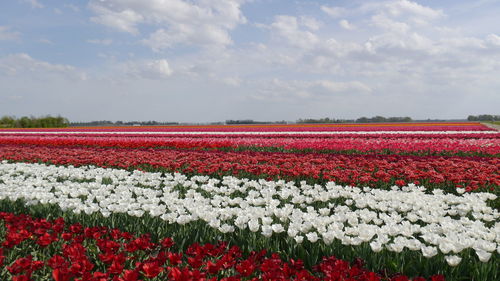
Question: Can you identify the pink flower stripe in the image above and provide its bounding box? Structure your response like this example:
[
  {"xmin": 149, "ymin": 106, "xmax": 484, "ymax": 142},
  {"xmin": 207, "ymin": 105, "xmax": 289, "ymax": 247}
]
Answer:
[
  {"xmin": 1, "ymin": 133, "xmax": 498, "ymax": 138},
  {"xmin": 0, "ymin": 134, "xmax": 499, "ymax": 155},
  {"xmin": 0, "ymin": 122, "xmax": 492, "ymax": 132},
  {"xmin": 0, "ymin": 145, "xmax": 497, "ymax": 191}
]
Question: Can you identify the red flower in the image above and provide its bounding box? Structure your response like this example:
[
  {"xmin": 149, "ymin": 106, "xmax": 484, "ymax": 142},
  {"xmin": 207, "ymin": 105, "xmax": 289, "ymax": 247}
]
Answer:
[
  {"xmin": 32, "ymin": 260, "xmax": 44, "ymax": 271},
  {"xmin": 169, "ymin": 267, "xmax": 206, "ymax": 281},
  {"xmin": 8, "ymin": 256, "xmax": 34, "ymax": 275},
  {"xmin": 108, "ymin": 256, "xmax": 126, "ymax": 275},
  {"xmin": 12, "ymin": 275, "xmax": 31, "ymax": 281},
  {"xmin": 48, "ymin": 255, "xmax": 68, "ymax": 269},
  {"xmin": 430, "ymin": 275, "xmax": 446, "ymax": 281},
  {"xmin": 395, "ymin": 179, "xmax": 406, "ymax": 187},
  {"xmin": 236, "ymin": 259, "xmax": 256, "ymax": 277},
  {"xmin": 391, "ymin": 275, "xmax": 410, "ymax": 281},
  {"xmin": 61, "ymin": 232, "xmax": 72, "ymax": 241},
  {"xmin": 205, "ymin": 260, "xmax": 222, "ymax": 275},
  {"xmin": 168, "ymin": 252, "xmax": 183, "ymax": 266},
  {"xmin": 52, "ymin": 268, "xmax": 72, "ymax": 281},
  {"xmin": 140, "ymin": 262, "xmax": 163, "ymax": 278},
  {"xmin": 161, "ymin": 237, "xmax": 174, "ymax": 248},
  {"xmin": 119, "ymin": 270, "xmax": 140, "ymax": 281},
  {"xmin": 37, "ymin": 232, "xmax": 57, "ymax": 247},
  {"xmin": 69, "ymin": 223, "xmax": 83, "ymax": 234},
  {"xmin": 92, "ymin": 271, "xmax": 109, "ymax": 281},
  {"xmin": 187, "ymin": 256, "xmax": 203, "ymax": 268},
  {"xmin": 0, "ymin": 248, "xmax": 4, "ymax": 267}
]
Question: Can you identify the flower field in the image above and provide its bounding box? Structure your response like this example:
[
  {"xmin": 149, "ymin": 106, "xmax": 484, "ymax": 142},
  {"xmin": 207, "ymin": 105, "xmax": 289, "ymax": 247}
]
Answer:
[{"xmin": 0, "ymin": 122, "xmax": 498, "ymax": 280}]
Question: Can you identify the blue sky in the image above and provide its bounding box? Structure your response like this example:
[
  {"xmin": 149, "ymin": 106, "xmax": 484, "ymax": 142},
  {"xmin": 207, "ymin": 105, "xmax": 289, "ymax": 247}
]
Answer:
[{"xmin": 1, "ymin": 0, "xmax": 499, "ymax": 122}]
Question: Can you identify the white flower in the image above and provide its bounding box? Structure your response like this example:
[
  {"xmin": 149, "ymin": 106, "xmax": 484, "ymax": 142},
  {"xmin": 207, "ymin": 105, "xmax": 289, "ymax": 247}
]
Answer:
[
  {"xmin": 475, "ymin": 249, "xmax": 492, "ymax": 262},
  {"xmin": 445, "ymin": 255, "xmax": 462, "ymax": 266},
  {"xmin": 100, "ymin": 210, "xmax": 111, "ymax": 217},
  {"xmin": 387, "ymin": 242, "xmax": 405, "ymax": 253},
  {"xmin": 306, "ymin": 232, "xmax": 319, "ymax": 243},
  {"xmin": 439, "ymin": 241, "xmax": 455, "ymax": 254},
  {"xmin": 421, "ymin": 246, "xmax": 438, "ymax": 258},
  {"xmin": 294, "ymin": 235, "xmax": 304, "ymax": 243},
  {"xmin": 261, "ymin": 225, "xmax": 273, "ymax": 238},
  {"xmin": 370, "ymin": 241, "xmax": 383, "ymax": 253},
  {"xmin": 271, "ymin": 224, "xmax": 285, "ymax": 233},
  {"xmin": 219, "ymin": 224, "xmax": 235, "ymax": 233}
]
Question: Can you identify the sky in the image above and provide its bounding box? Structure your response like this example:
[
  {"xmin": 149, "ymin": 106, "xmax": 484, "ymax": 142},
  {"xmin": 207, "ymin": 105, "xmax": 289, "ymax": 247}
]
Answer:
[{"xmin": 0, "ymin": 0, "xmax": 499, "ymax": 123}]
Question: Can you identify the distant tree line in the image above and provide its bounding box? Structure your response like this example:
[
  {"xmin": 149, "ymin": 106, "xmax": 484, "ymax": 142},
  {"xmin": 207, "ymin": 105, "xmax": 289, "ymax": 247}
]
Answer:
[
  {"xmin": 297, "ymin": 118, "xmax": 355, "ymax": 124},
  {"xmin": 225, "ymin": 120, "xmax": 288, "ymax": 125},
  {"xmin": 0, "ymin": 115, "xmax": 69, "ymax": 128},
  {"xmin": 356, "ymin": 116, "xmax": 413, "ymax": 123},
  {"xmin": 297, "ymin": 116, "xmax": 413, "ymax": 124},
  {"xmin": 467, "ymin": 115, "xmax": 500, "ymax": 121},
  {"xmin": 70, "ymin": 120, "xmax": 180, "ymax": 127}
]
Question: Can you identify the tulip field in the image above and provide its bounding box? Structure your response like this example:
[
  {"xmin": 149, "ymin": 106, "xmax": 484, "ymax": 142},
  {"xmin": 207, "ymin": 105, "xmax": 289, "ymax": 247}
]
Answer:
[{"xmin": 0, "ymin": 122, "xmax": 498, "ymax": 280}]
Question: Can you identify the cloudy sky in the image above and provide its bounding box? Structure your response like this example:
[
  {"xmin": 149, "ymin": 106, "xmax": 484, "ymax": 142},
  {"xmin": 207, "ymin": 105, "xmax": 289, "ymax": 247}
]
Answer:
[{"xmin": 1, "ymin": 0, "xmax": 499, "ymax": 122}]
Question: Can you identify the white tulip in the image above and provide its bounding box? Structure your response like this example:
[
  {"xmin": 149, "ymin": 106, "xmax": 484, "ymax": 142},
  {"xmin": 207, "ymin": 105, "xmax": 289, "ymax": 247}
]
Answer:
[
  {"xmin": 421, "ymin": 246, "xmax": 438, "ymax": 258},
  {"xmin": 0, "ymin": 161, "xmax": 498, "ymax": 266},
  {"xmin": 306, "ymin": 232, "xmax": 319, "ymax": 243},
  {"xmin": 445, "ymin": 255, "xmax": 462, "ymax": 266}
]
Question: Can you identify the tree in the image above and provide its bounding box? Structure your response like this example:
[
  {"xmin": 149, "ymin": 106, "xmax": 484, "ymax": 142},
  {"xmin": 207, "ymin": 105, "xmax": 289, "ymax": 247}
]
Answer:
[
  {"xmin": 356, "ymin": 117, "xmax": 369, "ymax": 123},
  {"xmin": 0, "ymin": 115, "xmax": 69, "ymax": 128},
  {"xmin": 0, "ymin": 116, "xmax": 15, "ymax": 128}
]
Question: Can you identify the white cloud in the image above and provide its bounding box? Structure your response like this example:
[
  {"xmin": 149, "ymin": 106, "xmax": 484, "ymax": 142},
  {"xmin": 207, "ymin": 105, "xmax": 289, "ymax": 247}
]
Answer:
[
  {"xmin": 0, "ymin": 26, "xmax": 20, "ymax": 41},
  {"xmin": 221, "ymin": 77, "xmax": 241, "ymax": 86},
  {"xmin": 89, "ymin": 0, "xmax": 247, "ymax": 49},
  {"xmin": 366, "ymin": 32, "xmax": 436, "ymax": 55},
  {"xmin": 362, "ymin": 0, "xmax": 444, "ymax": 19},
  {"xmin": 317, "ymin": 80, "xmax": 371, "ymax": 93},
  {"xmin": 53, "ymin": 8, "xmax": 63, "ymax": 15},
  {"xmin": 39, "ymin": 38, "xmax": 53, "ymax": 44},
  {"xmin": 486, "ymin": 34, "xmax": 500, "ymax": 46},
  {"xmin": 440, "ymin": 37, "xmax": 486, "ymax": 49},
  {"xmin": 300, "ymin": 16, "xmax": 322, "ymax": 31},
  {"xmin": 321, "ymin": 6, "xmax": 346, "ymax": 18},
  {"xmin": 361, "ymin": 0, "xmax": 444, "ymax": 31},
  {"xmin": 120, "ymin": 59, "xmax": 173, "ymax": 80},
  {"xmin": 64, "ymin": 4, "xmax": 80, "ymax": 12},
  {"xmin": 20, "ymin": 0, "xmax": 43, "ymax": 9},
  {"xmin": 386, "ymin": 0, "xmax": 444, "ymax": 19},
  {"xmin": 270, "ymin": 15, "xmax": 319, "ymax": 49},
  {"xmin": 90, "ymin": 7, "xmax": 144, "ymax": 34},
  {"xmin": 142, "ymin": 25, "xmax": 232, "ymax": 51},
  {"xmin": 87, "ymin": 39, "xmax": 113, "ymax": 45},
  {"xmin": 0, "ymin": 53, "xmax": 86, "ymax": 80},
  {"xmin": 339, "ymin": 19, "xmax": 355, "ymax": 30},
  {"xmin": 253, "ymin": 79, "xmax": 371, "ymax": 101},
  {"xmin": 371, "ymin": 14, "xmax": 409, "ymax": 34},
  {"xmin": 321, "ymin": 38, "xmax": 364, "ymax": 57}
]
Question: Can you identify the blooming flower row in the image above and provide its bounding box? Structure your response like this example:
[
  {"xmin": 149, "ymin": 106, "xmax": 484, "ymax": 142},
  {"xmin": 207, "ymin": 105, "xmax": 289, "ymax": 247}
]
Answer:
[
  {"xmin": 0, "ymin": 131, "xmax": 497, "ymax": 135},
  {"xmin": 1, "ymin": 161, "xmax": 498, "ymax": 267},
  {"xmin": 0, "ymin": 145, "xmax": 497, "ymax": 190},
  {"xmin": 0, "ymin": 211, "xmax": 448, "ymax": 281},
  {"xmin": 0, "ymin": 122, "xmax": 491, "ymax": 132},
  {"xmin": 2, "ymin": 133, "xmax": 498, "ymax": 139},
  {"xmin": 0, "ymin": 134, "xmax": 498, "ymax": 155}
]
